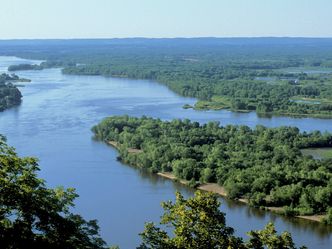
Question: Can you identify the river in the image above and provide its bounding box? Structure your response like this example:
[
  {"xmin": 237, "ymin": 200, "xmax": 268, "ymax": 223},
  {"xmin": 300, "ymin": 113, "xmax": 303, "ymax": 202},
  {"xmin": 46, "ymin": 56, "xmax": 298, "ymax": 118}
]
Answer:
[{"xmin": 0, "ymin": 56, "xmax": 331, "ymax": 249}]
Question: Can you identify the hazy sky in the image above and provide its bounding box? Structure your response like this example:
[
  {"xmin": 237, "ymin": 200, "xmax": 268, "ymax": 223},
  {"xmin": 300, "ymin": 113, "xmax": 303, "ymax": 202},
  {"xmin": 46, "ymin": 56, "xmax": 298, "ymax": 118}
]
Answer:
[{"xmin": 1, "ymin": 0, "xmax": 332, "ymax": 39}]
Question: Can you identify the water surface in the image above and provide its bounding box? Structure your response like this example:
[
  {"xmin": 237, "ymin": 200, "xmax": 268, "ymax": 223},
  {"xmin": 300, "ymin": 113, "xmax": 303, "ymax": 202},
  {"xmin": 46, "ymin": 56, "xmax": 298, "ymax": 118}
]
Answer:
[{"xmin": 0, "ymin": 56, "xmax": 331, "ymax": 249}]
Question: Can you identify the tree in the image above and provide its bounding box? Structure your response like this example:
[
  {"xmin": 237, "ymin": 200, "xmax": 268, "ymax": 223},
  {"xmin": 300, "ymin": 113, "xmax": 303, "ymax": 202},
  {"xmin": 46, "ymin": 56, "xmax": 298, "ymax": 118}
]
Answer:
[
  {"xmin": 93, "ymin": 116, "xmax": 332, "ymax": 217},
  {"xmin": 138, "ymin": 191, "xmax": 306, "ymax": 249},
  {"xmin": 0, "ymin": 136, "xmax": 107, "ymax": 249},
  {"xmin": 247, "ymin": 223, "xmax": 307, "ymax": 249},
  {"xmin": 139, "ymin": 191, "xmax": 243, "ymax": 249},
  {"xmin": 322, "ymin": 208, "xmax": 332, "ymax": 225}
]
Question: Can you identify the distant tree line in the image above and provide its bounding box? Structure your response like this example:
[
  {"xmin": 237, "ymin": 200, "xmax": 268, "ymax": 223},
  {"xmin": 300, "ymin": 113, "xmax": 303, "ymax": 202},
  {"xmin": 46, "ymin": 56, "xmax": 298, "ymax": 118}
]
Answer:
[
  {"xmin": 61, "ymin": 53, "xmax": 332, "ymax": 117},
  {"xmin": 6, "ymin": 38, "xmax": 332, "ymax": 117},
  {"xmin": 8, "ymin": 61, "xmax": 75, "ymax": 71}
]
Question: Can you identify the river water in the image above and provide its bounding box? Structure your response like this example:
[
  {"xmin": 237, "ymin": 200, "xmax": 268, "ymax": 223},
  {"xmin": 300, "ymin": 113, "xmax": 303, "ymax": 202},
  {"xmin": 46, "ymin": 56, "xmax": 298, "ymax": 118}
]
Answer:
[{"xmin": 0, "ymin": 56, "xmax": 331, "ymax": 249}]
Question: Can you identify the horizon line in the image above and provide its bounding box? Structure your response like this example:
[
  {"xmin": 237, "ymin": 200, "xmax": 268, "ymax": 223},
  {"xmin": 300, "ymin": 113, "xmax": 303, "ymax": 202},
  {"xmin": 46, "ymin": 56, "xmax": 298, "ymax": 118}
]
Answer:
[{"xmin": 1, "ymin": 36, "xmax": 332, "ymax": 41}]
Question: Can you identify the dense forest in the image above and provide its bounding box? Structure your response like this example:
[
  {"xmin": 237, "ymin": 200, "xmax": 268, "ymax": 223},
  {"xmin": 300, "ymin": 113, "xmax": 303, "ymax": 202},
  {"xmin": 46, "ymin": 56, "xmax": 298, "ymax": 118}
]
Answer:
[
  {"xmin": 2, "ymin": 39, "xmax": 332, "ymax": 117},
  {"xmin": 8, "ymin": 61, "xmax": 75, "ymax": 71},
  {"xmin": 92, "ymin": 116, "xmax": 332, "ymax": 222},
  {"xmin": 61, "ymin": 56, "xmax": 332, "ymax": 117},
  {"xmin": 0, "ymin": 136, "xmax": 305, "ymax": 249},
  {"xmin": 64, "ymin": 63, "xmax": 332, "ymax": 117},
  {"xmin": 0, "ymin": 73, "xmax": 23, "ymax": 111}
]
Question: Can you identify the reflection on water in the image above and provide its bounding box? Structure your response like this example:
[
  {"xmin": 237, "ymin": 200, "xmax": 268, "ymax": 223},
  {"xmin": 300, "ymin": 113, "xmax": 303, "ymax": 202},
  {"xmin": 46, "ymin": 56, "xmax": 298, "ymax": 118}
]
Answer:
[{"xmin": 0, "ymin": 56, "xmax": 331, "ymax": 249}]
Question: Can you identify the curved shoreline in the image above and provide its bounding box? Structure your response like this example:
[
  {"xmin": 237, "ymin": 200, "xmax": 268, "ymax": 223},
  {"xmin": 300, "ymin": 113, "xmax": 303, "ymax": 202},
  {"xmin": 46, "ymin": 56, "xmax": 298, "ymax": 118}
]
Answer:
[
  {"xmin": 62, "ymin": 69, "xmax": 332, "ymax": 119},
  {"xmin": 1, "ymin": 55, "xmax": 331, "ymax": 249},
  {"xmin": 157, "ymin": 172, "xmax": 325, "ymax": 223},
  {"xmin": 107, "ymin": 140, "xmax": 327, "ymax": 224}
]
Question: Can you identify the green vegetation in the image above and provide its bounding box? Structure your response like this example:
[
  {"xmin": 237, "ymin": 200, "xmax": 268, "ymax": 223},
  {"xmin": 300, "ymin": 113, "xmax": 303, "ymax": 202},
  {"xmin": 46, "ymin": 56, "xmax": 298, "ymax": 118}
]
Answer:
[
  {"xmin": 63, "ymin": 63, "xmax": 332, "ymax": 117},
  {"xmin": 92, "ymin": 116, "xmax": 332, "ymax": 220},
  {"xmin": 0, "ymin": 136, "xmax": 107, "ymax": 249},
  {"xmin": 8, "ymin": 63, "xmax": 40, "ymax": 71},
  {"xmin": 1, "ymin": 136, "xmax": 306, "ymax": 248},
  {"xmin": 51, "ymin": 39, "xmax": 332, "ymax": 118},
  {"xmin": 194, "ymin": 96, "xmax": 232, "ymax": 110},
  {"xmin": 2, "ymin": 38, "xmax": 330, "ymax": 248},
  {"xmin": 323, "ymin": 208, "xmax": 332, "ymax": 225},
  {"xmin": 0, "ymin": 73, "xmax": 23, "ymax": 111},
  {"xmin": 8, "ymin": 61, "xmax": 75, "ymax": 71},
  {"xmin": 138, "ymin": 191, "xmax": 306, "ymax": 249},
  {"xmin": 3, "ymin": 38, "xmax": 332, "ymax": 117},
  {"xmin": 301, "ymin": 148, "xmax": 332, "ymax": 160},
  {"xmin": 182, "ymin": 103, "xmax": 193, "ymax": 109}
]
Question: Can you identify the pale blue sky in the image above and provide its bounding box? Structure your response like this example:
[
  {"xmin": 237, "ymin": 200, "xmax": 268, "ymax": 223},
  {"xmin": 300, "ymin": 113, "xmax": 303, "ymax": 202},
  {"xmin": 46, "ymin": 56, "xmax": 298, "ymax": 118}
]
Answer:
[{"xmin": 1, "ymin": 0, "xmax": 331, "ymax": 39}]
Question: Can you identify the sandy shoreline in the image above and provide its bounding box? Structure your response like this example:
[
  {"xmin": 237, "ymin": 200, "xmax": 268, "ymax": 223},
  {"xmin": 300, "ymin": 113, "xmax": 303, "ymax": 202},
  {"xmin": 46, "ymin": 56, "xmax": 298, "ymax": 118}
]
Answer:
[
  {"xmin": 107, "ymin": 140, "xmax": 326, "ymax": 223},
  {"xmin": 107, "ymin": 140, "xmax": 142, "ymax": 154},
  {"xmin": 107, "ymin": 140, "xmax": 119, "ymax": 148},
  {"xmin": 157, "ymin": 172, "xmax": 325, "ymax": 223},
  {"xmin": 157, "ymin": 172, "xmax": 190, "ymax": 185},
  {"xmin": 296, "ymin": 215, "xmax": 325, "ymax": 222}
]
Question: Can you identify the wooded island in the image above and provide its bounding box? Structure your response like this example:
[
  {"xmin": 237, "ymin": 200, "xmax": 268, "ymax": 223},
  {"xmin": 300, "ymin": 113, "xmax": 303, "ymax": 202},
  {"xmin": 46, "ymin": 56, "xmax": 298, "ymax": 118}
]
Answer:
[{"xmin": 93, "ymin": 115, "xmax": 332, "ymax": 223}]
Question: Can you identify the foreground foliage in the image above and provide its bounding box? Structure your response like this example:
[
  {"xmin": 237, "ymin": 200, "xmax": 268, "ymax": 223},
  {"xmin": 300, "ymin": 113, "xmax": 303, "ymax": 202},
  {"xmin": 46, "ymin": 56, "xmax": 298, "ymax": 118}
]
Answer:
[
  {"xmin": 138, "ymin": 191, "xmax": 306, "ymax": 249},
  {"xmin": 0, "ymin": 134, "xmax": 314, "ymax": 249},
  {"xmin": 0, "ymin": 136, "xmax": 107, "ymax": 249},
  {"xmin": 93, "ymin": 116, "xmax": 332, "ymax": 219}
]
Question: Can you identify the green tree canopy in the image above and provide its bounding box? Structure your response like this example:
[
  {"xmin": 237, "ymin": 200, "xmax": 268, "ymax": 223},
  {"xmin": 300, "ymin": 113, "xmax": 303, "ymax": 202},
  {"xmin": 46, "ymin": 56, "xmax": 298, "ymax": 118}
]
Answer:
[
  {"xmin": 0, "ymin": 135, "xmax": 107, "ymax": 249},
  {"xmin": 93, "ymin": 116, "xmax": 332, "ymax": 217},
  {"xmin": 138, "ymin": 191, "xmax": 306, "ymax": 249}
]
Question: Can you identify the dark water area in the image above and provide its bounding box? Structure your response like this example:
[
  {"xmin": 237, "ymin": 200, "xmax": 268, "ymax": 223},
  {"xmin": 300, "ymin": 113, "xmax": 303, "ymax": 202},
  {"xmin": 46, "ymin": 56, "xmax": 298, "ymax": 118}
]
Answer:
[{"xmin": 0, "ymin": 56, "xmax": 331, "ymax": 248}]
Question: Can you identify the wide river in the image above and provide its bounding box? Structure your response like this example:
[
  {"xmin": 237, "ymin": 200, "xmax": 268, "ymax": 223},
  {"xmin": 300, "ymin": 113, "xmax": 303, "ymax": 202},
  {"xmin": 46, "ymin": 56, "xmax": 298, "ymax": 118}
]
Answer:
[{"xmin": 0, "ymin": 56, "xmax": 331, "ymax": 248}]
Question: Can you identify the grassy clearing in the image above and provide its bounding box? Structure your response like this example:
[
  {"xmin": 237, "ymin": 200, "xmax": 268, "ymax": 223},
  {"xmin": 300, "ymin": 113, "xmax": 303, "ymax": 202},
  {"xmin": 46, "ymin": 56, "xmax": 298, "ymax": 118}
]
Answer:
[
  {"xmin": 194, "ymin": 96, "xmax": 231, "ymax": 110},
  {"xmin": 290, "ymin": 96, "xmax": 332, "ymax": 105},
  {"xmin": 301, "ymin": 148, "xmax": 332, "ymax": 160},
  {"xmin": 276, "ymin": 66, "xmax": 332, "ymax": 74}
]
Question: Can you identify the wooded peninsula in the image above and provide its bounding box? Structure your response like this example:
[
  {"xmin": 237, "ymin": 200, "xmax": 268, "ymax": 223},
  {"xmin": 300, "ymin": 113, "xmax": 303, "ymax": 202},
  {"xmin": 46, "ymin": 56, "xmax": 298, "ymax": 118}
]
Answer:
[{"xmin": 92, "ymin": 115, "xmax": 332, "ymax": 223}]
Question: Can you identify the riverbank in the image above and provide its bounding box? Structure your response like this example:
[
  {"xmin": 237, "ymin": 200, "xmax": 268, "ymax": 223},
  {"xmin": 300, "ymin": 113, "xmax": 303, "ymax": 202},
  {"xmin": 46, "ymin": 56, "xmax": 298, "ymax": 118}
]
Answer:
[
  {"xmin": 157, "ymin": 172, "xmax": 325, "ymax": 223},
  {"xmin": 106, "ymin": 140, "xmax": 327, "ymax": 224},
  {"xmin": 61, "ymin": 68, "xmax": 332, "ymax": 119},
  {"xmin": 183, "ymin": 101, "xmax": 332, "ymax": 119},
  {"xmin": 107, "ymin": 140, "xmax": 143, "ymax": 154},
  {"xmin": 6, "ymin": 58, "xmax": 332, "ymax": 119},
  {"xmin": 1, "ymin": 55, "xmax": 331, "ymax": 248}
]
